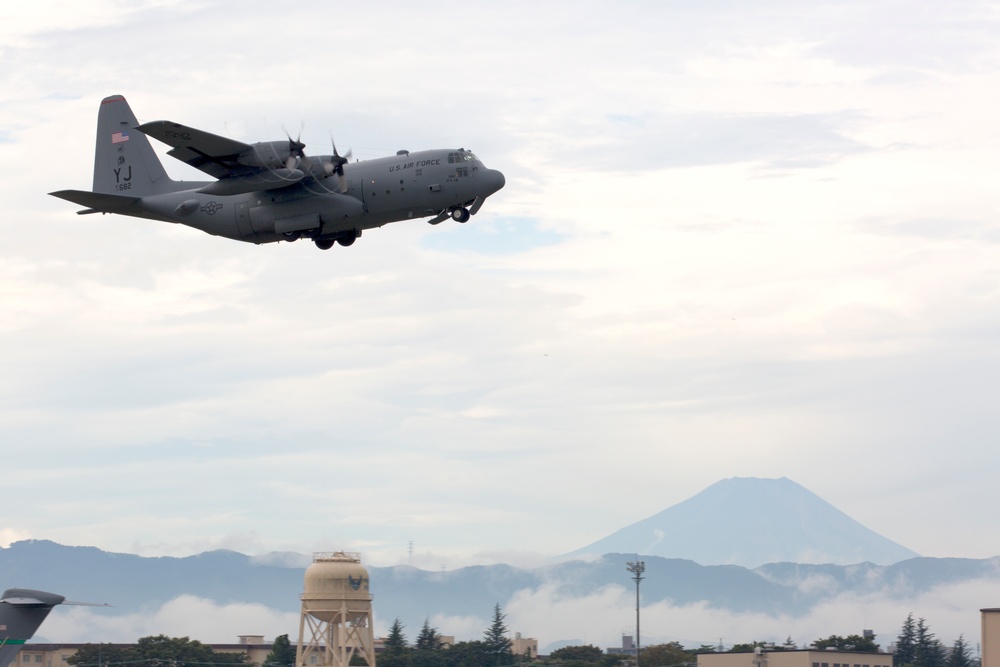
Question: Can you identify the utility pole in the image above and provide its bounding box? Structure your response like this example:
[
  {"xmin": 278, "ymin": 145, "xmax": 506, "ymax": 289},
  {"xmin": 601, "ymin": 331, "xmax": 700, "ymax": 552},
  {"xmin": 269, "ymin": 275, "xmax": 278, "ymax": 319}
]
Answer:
[{"xmin": 626, "ymin": 558, "xmax": 645, "ymax": 667}]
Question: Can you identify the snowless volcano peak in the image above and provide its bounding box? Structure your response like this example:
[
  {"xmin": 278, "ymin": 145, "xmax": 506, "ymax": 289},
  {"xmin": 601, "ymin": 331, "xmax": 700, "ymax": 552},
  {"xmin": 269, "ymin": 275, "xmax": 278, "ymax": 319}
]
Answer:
[{"xmin": 565, "ymin": 476, "xmax": 919, "ymax": 567}]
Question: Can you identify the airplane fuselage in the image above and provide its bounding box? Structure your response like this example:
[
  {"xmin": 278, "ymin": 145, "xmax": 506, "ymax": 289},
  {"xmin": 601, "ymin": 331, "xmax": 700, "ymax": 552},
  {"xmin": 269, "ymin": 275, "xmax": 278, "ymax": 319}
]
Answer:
[{"xmin": 114, "ymin": 148, "xmax": 503, "ymax": 246}]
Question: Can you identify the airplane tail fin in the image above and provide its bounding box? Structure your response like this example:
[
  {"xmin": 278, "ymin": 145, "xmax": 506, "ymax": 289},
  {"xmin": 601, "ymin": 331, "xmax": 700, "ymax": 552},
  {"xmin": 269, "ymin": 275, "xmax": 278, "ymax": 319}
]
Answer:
[
  {"xmin": 0, "ymin": 589, "xmax": 65, "ymax": 667},
  {"xmin": 93, "ymin": 95, "xmax": 177, "ymax": 196}
]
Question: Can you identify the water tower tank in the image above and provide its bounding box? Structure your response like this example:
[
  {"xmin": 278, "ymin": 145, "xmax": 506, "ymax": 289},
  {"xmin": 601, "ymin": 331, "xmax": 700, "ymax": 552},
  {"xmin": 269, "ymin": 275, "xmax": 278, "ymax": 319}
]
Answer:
[{"xmin": 301, "ymin": 552, "xmax": 372, "ymax": 623}]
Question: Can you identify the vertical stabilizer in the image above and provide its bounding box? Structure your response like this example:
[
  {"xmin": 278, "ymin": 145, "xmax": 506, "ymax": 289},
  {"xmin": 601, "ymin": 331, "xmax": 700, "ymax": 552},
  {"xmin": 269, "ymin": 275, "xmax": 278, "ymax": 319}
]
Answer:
[
  {"xmin": 0, "ymin": 589, "xmax": 65, "ymax": 667},
  {"xmin": 93, "ymin": 95, "xmax": 175, "ymax": 196}
]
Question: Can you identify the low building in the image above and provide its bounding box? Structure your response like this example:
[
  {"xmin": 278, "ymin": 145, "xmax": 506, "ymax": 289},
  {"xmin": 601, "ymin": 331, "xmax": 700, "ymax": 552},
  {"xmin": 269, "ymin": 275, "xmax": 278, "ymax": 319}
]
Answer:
[
  {"xmin": 22, "ymin": 632, "xmax": 528, "ymax": 666},
  {"xmin": 607, "ymin": 635, "xmax": 635, "ymax": 656},
  {"xmin": 984, "ymin": 608, "xmax": 1000, "ymax": 667},
  {"xmin": 17, "ymin": 640, "xmax": 273, "ymax": 667},
  {"xmin": 698, "ymin": 648, "xmax": 894, "ymax": 667},
  {"xmin": 206, "ymin": 639, "xmax": 273, "ymax": 665},
  {"xmin": 13, "ymin": 645, "xmax": 87, "ymax": 667},
  {"xmin": 512, "ymin": 633, "xmax": 538, "ymax": 659}
]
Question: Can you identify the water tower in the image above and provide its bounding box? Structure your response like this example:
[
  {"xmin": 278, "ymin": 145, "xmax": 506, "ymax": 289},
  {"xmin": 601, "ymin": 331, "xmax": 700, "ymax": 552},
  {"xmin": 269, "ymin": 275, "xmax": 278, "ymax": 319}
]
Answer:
[{"xmin": 296, "ymin": 552, "xmax": 376, "ymax": 667}]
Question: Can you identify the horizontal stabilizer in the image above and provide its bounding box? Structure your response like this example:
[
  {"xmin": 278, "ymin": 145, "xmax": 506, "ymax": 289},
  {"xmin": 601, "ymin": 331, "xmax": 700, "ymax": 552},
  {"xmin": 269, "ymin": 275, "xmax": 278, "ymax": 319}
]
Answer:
[
  {"xmin": 49, "ymin": 190, "xmax": 141, "ymax": 214},
  {"xmin": 0, "ymin": 589, "xmax": 109, "ymax": 608},
  {"xmin": 1, "ymin": 595, "xmax": 64, "ymax": 606}
]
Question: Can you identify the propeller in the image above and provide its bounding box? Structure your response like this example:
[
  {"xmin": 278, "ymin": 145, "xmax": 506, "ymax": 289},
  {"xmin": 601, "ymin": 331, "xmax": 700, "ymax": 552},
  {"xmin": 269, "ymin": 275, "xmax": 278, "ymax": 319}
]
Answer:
[
  {"xmin": 322, "ymin": 135, "xmax": 352, "ymax": 193},
  {"xmin": 283, "ymin": 124, "xmax": 311, "ymax": 172},
  {"xmin": 280, "ymin": 125, "xmax": 352, "ymax": 192}
]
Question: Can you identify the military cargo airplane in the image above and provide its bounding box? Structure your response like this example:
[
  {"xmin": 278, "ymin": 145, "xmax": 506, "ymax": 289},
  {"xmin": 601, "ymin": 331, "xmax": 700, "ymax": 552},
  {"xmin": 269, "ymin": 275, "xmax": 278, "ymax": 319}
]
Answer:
[
  {"xmin": 0, "ymin": 588, "xmax": 109, "ymax": 667},
  {"xmin": 50, "ymin": 95, "xmax": 506, "ymax": 250}
]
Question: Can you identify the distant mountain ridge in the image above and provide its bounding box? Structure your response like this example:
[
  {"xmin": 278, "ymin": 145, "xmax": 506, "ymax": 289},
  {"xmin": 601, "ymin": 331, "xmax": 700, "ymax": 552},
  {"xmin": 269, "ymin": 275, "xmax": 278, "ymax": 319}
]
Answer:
[
  {"xmin": 3, "ymin": 540, "xmax": 997, "ymax": 643},
  {"xmin": 565, "ymin": 477, "xmax": 919, "ymax": 567}
]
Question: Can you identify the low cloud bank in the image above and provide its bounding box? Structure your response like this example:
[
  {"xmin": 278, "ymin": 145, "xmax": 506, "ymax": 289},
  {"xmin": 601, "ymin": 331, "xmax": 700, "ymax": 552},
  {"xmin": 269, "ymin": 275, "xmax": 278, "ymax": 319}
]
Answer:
[
  {"xmin": 508, "ymin": 578, "xmax": 1000, "ymax": 652},
  {"xmin": 37, "ymin": 577, "xmax": 1000, "ymax": 652},
  {"xmin": 41, "ymin": 596, "xmax": 300, "ymax": 644}
]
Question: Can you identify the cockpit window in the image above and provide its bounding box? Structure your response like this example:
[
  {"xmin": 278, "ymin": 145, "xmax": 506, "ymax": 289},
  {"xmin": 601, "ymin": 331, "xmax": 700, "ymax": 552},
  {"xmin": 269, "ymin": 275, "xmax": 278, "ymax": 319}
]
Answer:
[{"xmin": 448, "ymin": 151, "xmax": 478, "ymax": 163}]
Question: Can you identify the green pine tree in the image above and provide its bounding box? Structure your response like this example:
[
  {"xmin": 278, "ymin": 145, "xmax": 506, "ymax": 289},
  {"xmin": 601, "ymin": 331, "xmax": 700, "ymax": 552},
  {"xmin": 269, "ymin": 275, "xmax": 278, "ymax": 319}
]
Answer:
[
  {"xmin": 381, "ymin": 619, "xmax": 411, "ymax": 667},
  {"xmin": 416, "ymin": 618, "xmax": 443, "ymax": 651},
  {"xmin": 264, "ymin": 635, "xmax": 296, "ymax": 667},
  {"xmin": 483, "ymin": 603, "xmax": 513, "ymax": 666},
  {"xmin": 946, "ymin": 635, "xmax": 973, "ymax": 667},
  {"xmin": 914, "ymin": 618, "xmax": 945, "ymax": 667},
  {"xmin": 895, "ymin": 614, "xmax": 917, "ymax": 667}
]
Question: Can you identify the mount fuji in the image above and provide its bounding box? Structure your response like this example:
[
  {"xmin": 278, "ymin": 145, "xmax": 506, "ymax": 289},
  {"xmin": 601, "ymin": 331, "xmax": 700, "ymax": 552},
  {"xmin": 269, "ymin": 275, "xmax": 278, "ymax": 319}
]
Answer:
[{"xmin": 564, "ymin": 476, "xmax": 919, "ymax": 567}]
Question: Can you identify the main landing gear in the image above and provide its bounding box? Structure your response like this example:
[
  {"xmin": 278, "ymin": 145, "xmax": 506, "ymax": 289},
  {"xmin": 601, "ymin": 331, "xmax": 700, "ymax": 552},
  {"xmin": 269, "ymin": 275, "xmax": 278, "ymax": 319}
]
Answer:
[{"xmin": 313, "ymin": 230, "xmax": 360, "ymax": 250}]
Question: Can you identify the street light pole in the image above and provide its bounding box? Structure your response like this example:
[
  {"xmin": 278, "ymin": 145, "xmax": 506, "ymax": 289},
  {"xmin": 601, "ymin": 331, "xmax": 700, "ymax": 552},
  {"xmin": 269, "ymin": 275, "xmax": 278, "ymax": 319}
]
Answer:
[{"xmin": 626, "ymin": 559, "xmax": 645, "ymax": 667}]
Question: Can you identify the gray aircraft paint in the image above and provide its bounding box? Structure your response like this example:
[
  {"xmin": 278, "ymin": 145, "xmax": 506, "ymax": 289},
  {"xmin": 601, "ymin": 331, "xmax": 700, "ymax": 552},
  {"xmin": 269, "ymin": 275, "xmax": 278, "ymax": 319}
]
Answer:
[
  {"xmin": 50, "ymin": 96, "xmax": 505, "ymax": 250},
  {"xmin": 0, "ymin": 589, "xmax": 66, "ymax": 667},
  {"xmin": 0, "ymin": 588, "xmax": 109, "ymax": 666}
]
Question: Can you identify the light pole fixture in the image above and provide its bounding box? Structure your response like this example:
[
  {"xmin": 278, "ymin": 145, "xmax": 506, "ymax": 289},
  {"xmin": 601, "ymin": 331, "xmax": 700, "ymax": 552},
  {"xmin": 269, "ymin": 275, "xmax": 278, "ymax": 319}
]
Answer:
[{"xmin": 626, "ymin": 558, "xmax": 645, "ymax": 667}]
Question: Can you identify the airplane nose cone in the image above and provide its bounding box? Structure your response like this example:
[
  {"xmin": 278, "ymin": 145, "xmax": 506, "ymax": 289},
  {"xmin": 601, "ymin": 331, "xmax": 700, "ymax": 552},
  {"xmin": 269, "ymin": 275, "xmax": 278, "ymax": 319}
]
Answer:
[{"xmin": 481, "ymin": 168, "xmax": 505, "ymax": 196}]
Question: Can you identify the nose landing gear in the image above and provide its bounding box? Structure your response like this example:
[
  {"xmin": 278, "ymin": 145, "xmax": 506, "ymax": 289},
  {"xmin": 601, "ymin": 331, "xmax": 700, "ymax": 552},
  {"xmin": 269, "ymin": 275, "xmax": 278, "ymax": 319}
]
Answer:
[{"xmin": 450, "ymin": 207, "xmax": 470, "ymax": 223}]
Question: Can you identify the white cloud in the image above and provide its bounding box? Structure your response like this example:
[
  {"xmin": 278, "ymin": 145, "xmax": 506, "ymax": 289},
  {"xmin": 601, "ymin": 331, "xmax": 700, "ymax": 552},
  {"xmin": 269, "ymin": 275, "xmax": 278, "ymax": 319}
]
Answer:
[
  {"xmin": 41, "ymin": 596, "xmax": 300, "ymax": 644},
  {"xmin": 506, "ymin": 578, "xmax": 1000, "ymax": 652},
  {"xmin": 27, "ymin": 577, "xmax": 1000, "ymax": 651}
]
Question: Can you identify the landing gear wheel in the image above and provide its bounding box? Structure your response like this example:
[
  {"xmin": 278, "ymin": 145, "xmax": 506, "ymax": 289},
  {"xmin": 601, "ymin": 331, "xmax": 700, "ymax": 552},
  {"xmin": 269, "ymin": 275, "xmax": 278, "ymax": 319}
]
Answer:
[
  {"xmin": 336, "ymin": 235, "xmax": 356, "ymax": 247},
  {"xmin": 451, "ymin": 207, "xmax": 471, "ymax": 223},
  {"xmin": 282, "ymin": 231, "xmax": 301, "ymax": 242},
  {"xmin": 315, "ymin": 238, "xmax": 335, "ymax": 250}
]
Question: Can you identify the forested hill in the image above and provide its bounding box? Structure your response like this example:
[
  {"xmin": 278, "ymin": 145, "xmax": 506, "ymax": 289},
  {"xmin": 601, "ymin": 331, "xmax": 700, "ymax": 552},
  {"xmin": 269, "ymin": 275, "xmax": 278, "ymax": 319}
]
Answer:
[{"xmin": 2, "ymin": 540, "xmax": 998, "ymax": 638}]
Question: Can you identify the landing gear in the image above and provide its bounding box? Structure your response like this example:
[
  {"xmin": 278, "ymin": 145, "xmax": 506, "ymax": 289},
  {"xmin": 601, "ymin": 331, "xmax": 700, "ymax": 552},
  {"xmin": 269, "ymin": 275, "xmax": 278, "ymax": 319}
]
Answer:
[
  {"xmin": 451, "ymin": 207, "xmax": 471, "ymax": 223},
  {"xmin": 314, "ymin": 230, "xmax": 360, "ymax": 250},
  {"xmin": 282, "ymin": 231, "xmax": 301, "ymax": 242}
]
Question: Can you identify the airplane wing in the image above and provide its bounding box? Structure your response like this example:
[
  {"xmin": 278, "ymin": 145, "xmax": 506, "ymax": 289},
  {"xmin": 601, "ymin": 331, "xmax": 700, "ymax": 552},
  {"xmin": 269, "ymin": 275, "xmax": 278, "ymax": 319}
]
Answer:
[{"xmin": 135, "ymin": 120, "xmax": 253, "ymax": 179}]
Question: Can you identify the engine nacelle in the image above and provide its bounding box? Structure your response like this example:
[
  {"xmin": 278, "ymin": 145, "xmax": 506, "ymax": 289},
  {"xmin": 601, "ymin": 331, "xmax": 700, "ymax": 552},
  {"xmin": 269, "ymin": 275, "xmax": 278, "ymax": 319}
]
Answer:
[{"xmin": 239, "ymin": 141, "xmax": 296, "ymax": 169}]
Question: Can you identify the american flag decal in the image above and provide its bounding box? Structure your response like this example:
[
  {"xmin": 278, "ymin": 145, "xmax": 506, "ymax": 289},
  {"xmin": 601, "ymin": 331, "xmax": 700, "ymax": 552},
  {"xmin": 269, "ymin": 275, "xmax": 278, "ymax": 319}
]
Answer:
[{"xmin": 112, "ymin": 131, "xmax": 130, "ymax": 144}]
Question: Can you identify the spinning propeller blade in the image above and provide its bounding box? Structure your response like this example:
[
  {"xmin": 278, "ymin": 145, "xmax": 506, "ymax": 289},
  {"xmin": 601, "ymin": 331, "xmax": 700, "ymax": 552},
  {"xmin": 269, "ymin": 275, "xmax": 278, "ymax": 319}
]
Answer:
[
  {"xmin": 328, "ymin": 135, "xmax": 351, "ymax": 193},
  {"xmin": 279, "ymin": 125, "xmax": 351, "ymax": 191},
  {"xmin": 283, "ymin": 124, "xmax": 308, "ymax": 171}
]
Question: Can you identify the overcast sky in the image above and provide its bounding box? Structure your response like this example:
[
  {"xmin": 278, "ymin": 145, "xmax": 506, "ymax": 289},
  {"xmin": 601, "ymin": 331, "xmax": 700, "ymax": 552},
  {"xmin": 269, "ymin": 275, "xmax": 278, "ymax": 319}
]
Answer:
[{"xmin": 2, "ymin": 0, "xmax": 999, "ymax": 587}]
